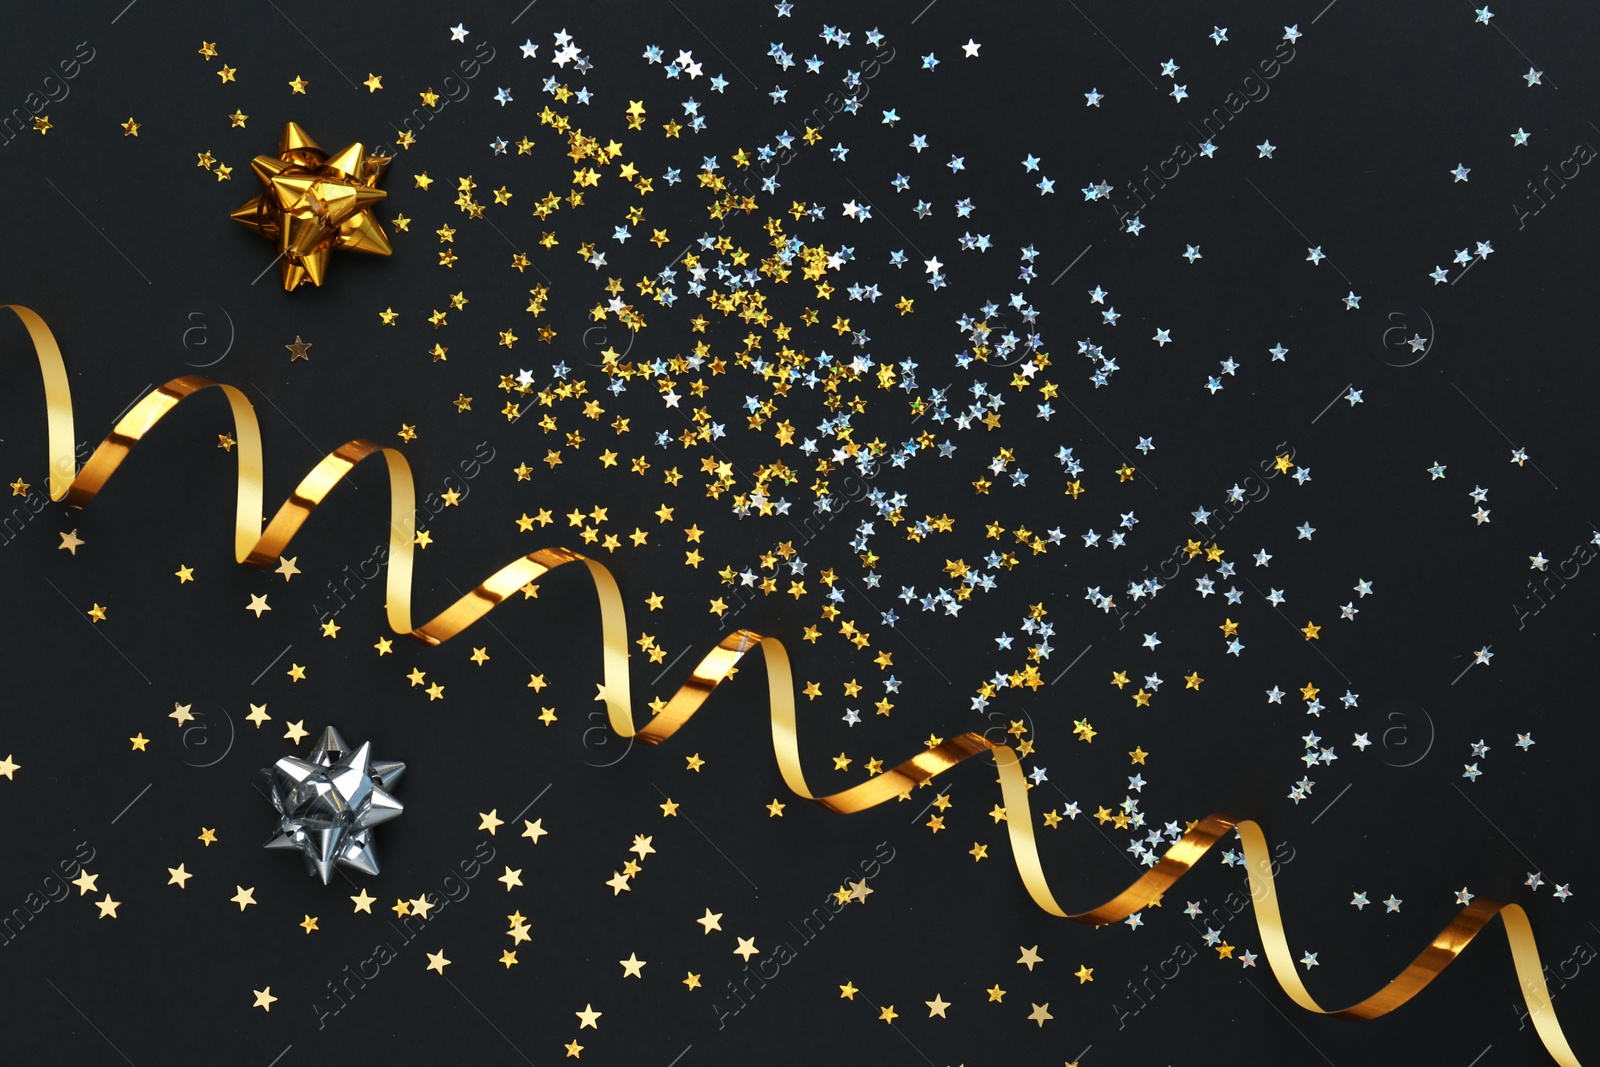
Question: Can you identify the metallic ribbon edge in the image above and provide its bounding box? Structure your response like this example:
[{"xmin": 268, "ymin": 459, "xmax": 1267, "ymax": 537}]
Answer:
[{"xmin": 4, "ymin": 304, "xmax": 1582, "ymax": 1066}]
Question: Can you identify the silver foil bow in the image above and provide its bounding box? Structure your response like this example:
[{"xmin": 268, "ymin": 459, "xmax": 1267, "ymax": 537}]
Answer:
[{"xmin": 263, "ymin": 726, "xmax": 404, "ymax": 884}]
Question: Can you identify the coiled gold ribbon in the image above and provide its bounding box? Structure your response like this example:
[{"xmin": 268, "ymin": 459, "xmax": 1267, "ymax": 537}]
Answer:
[{"xmin": 4, "ymin": 304, "xmax": 1583, "ymax": 1064}]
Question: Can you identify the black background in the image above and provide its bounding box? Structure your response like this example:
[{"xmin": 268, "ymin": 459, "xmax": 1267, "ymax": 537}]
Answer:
[{"xmin": 1, "ymin": 1, "xmax": 1597, "ymax": 1064}]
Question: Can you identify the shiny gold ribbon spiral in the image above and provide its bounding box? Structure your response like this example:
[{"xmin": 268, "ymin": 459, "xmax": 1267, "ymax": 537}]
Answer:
[{"xmin": 3, "ymin": 304, "xmax": 1583, "ymax": 1065}]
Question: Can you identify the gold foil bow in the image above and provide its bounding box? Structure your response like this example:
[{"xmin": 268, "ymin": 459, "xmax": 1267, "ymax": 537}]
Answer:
[
  {"xmin": 230, "ymin": 122, "xmax": 392, "ymax": 290},
  {"xmin": 1, "ymin": 304, "xmax": 1586, "ymax": 1066}
]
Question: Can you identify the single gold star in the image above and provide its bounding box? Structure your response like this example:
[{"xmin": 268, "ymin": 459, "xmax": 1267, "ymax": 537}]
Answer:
[
  {"xmin": 576, "ymin": 1004, "xmax": 602, "ymax": 1029},
  {"xmin": 522, "ymin": 818, "xmax": 548, "ymax": 843},
  {"xmin": 283, "ymin": 720, "xmax": 308, "ymax": 744},
  {"xmin": 878, "ymin": 1005, "xmax": 899, "ymax": 1023},
  {"xmin": 174, "ymin": 563, "xmax": 194, "ymax": 582},
  {"xmin": 167, "ymin": 864, "xmax": 192, "ymax": 888},
  {"xmin": 659, "ymin": 798, "xmax": 679, "ymax": 816},
  {"xmin": 1017, "ymin": 945, "xmax": 1043, "ymax": 970},
  {"xmin": 619, "ymin": 952, "xmax": 646, "ymax": 977},
  {"xmin": 216, "ymin": 64, "xmax": 236, "ymax": 83},
  {"xmin": 231, "ymin": 885, "xmax": 257, "ymax": 910},
  {"xmin": 683, "ymin": 972, "xmax": 702, "ymax": 989},
  {"xmin": 839, "ymin": 981, "xmax": 859, "ymax": 999},
  {"xmin": 1027, "ymin": 1002, "xmax": 1054, "ymax": 1027},
  {"xmin": 1075, "ymin": 965, "xmax": 1094, "ymax": 983},
  {"xmin": 286, "ymin": 663, "xmax": 307, "ymax": 682},
  {"xmin": 363, "ymin": 73, "xmax": 383, "ymax": 92},
  {"xmin": 276, "ymin": 555, "xmax": 300, "ymax": 580},
  {"xmin": 986, "ymin": 984, "xmax": 1006, "ymax": 1002},
  {"xmin": 0, "ymin": 754, "xmax": 18, "ymax": 780},
  {"xmin": 285, "ymin": 336, "xmax": 311, "ymax": 360},
  {"xmin": 375, "ymin": 636, "xmax": 393, "ymax": 655},
  {"xmin": 925, "ymin": 994, "xmax": 950, "ymax": 1018},
  {"xmin": 733, "ymin": 937, "xmax": 759, "ymax": 961},
  {"xmin": 300, "ymin": 914, "xmax": 319, "ymax": 934},
  {"xmin": 350, "ymin": 888, "xmax": 376, "ymax": 913},
  {"xmin": 479, "ymin": 810, "xmax": 504, "ymax": 834},
  {"xmin": 245, "ymin": 593, "xmax": 270, "ymax": 617},
  {"xmin": 498, "ymin": 866, "xmax": 524, "ymax": 891},
  {"xmin": 565, "ymin": 1041, "xmax": 583, "ymax": 1058},
  {"xmin": 469, "ymin": 646, "xmax": 490, "ymax": 665},
  {"xmin": 129, "ymin": 733, "xmax": 148, "ymax": 751},
  {"xmin": 170, "ymin": 702, "xmax": 195, "ymax": 726},
  {"xmin": 1302, "ymin": 621, "xmax": 1322, "ymax": 640},
  {"xmin": 697, "ymin": 908, "xmax": 723, "ymax": 934},
  {"xmin": 253, "ymin": 988, "xmax": 278, "ymax": 1012},
  {"xmin": 229, "ymin": 109, "xmax": 248, "ymax": 128},
  {"xmin": 87, "ymin": 603, "xmax": 108, "ymax": 623},
  {"xmin": 72, "ymin": 869, "xmax": 99, "ymax": 894},
  {"xmin": 426, "ymin": 950, "xmax": 450, "ymax": 974},
  {"xmin": 58, "ymin": 529, "xmax": 84, "ymax": 554},
  {"xmin": 198, "ymin": 827, "xmax": 217, "ymax": 846},
  {"xmin": 288, "ymin": 75, "xmax": 308, "ymax": 94}
]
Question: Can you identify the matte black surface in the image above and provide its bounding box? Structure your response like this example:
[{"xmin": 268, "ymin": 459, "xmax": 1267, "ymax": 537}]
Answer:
[{"xmin": 0, "ymin": 2, "xmax": 1596, "ymax": 1065}]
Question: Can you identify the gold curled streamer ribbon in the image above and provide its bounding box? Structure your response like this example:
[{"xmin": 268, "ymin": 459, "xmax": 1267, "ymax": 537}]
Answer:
[{"xmin": 3, "ymin": 304, "xmax": 1583, "ymax": 1065}]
